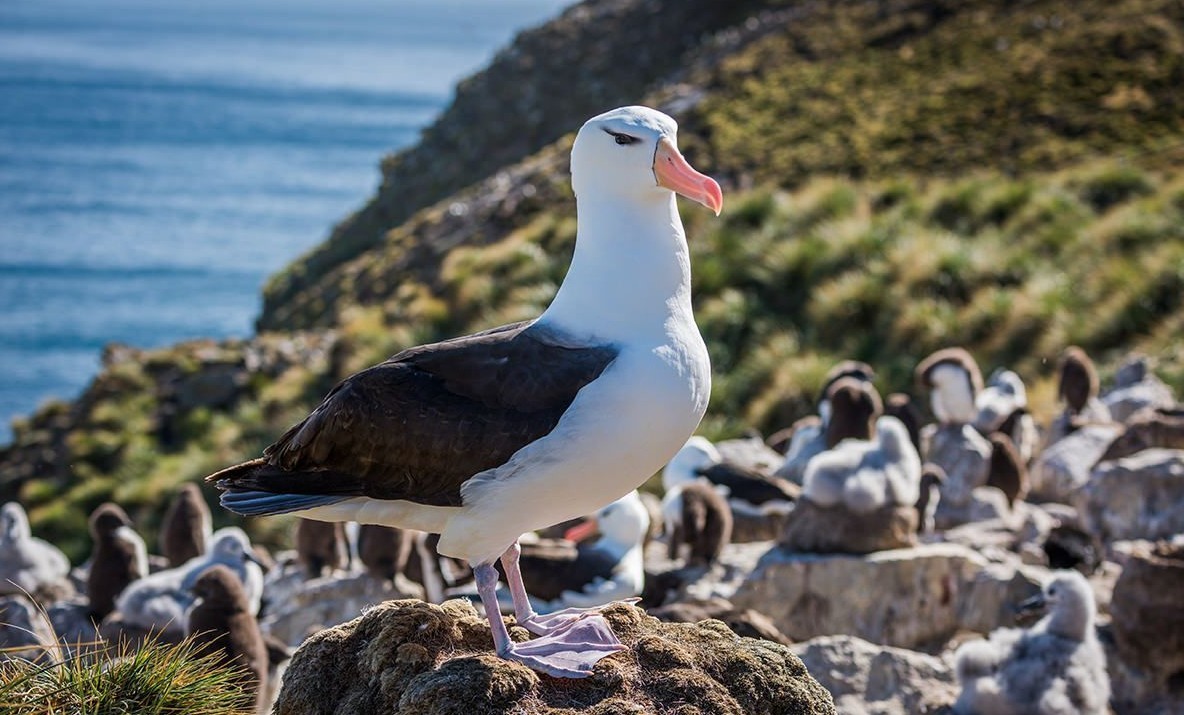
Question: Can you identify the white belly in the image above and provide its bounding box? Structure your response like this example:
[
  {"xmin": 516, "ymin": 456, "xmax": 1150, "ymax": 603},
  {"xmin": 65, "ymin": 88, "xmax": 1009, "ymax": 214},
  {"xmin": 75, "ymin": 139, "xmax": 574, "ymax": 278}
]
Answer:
[{"xmin": 441, "ymin": 339, "xmax": 710, "ymax": 564}]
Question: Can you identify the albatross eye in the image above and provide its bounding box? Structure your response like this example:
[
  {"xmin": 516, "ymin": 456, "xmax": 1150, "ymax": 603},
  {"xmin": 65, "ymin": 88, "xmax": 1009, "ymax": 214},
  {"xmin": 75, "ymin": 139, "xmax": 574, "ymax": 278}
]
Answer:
[{"xmin": 604, "ymin": 128, "xmax": 639, "ymax": 146}]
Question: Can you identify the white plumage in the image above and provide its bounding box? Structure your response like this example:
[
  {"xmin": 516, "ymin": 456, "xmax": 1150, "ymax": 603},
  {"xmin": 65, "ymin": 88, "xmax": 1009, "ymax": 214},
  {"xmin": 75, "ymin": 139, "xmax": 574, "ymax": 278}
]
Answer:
[
  {"xmin": 802, "ymin": 416, "xmax": 921, "ymax": 513},
  {"xmin": 0, "ymin": 501, "xmax": 70, "ymax": 596},
  {"xmin": 929, "ymin": 363, "xmax": 979, "ymax": 425},
  {"xmin": 954, "ymin": 571, "xmax": 1110, "ymax": 715},
  {"xmin": 115, "ymin": 526, "xmax": 263, "ymax": 634}
]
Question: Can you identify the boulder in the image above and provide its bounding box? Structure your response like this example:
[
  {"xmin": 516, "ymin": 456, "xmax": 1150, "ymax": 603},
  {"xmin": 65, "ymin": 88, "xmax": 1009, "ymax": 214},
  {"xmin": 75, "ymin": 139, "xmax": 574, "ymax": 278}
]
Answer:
[
  {"xmin": 923, "ymin": 424, "xmax": 990, "ymax": 508},
  {"xmin": 1029, "ymin": 423, "xmax": 1123, "ymax": 502},
  {"xmin": 262, "ymin": 571, "xmax": 423, "ymax": 648},
  {"xmin": 933, "ymin": 486, "xmax": 1010, "ymax": 531},
  {"xmin": 716, "ymin": 435, "xmax": 786, "ymax": 474},
  {"xmin": 1110, "ymin": 540, "xmax": 1184, "ymax": 684},
  {"xmin": 780, "ymin": 499, "xmax": 916, "ymax": 555},
  {"xmin": 272, "ymin": 599, "xmax": 835, "ymax": 715},
  {"xmin": 1102, "ymin": 355, "xmax": 1176, "ymax": 423},
  {"xmin": 792, "ymin": 635, "xmax": 958, "ymax": 715},
  {"xmin": 647, "ymin": 596, "xmax": 793, "ymax": 645},
  {"xmin": 45, "ymin": 598, "xmax": 100, "ymax": 660},
  {"xmin": 1075, "ymin": 449, "xmax": 1184, "ymax": 542},
  {"xmin": 0, "ymin": 595, "xmax": 58, "ymax": 664},
  {"xmin": 731, "ymin": 509, "xmax": 791, "ymax": 543},
  {"xmin": 730, "ymin": 543, "xmax": 1044, "ymax": 650}
]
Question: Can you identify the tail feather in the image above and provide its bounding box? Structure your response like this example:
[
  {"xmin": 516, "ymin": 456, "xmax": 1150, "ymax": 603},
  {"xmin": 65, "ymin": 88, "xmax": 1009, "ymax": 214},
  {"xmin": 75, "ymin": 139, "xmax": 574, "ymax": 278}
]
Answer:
[{"xmin": 220, "ymin": 490, "xmax": 349, "ymax": 517}]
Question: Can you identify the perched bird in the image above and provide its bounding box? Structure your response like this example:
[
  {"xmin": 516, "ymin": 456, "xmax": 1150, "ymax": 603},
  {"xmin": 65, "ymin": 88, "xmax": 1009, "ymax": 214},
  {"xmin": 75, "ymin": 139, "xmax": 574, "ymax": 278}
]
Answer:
[
  {"xmin": 159, "ymin": 483, "xmax": 212, "ymax": 568},
  {"xmin": 884, "ymin": 393, "xmax": 923, "ymax": 454},
  {"xmin": 663, "ymin": 436, "xmax": 798, "ymax": 516},
  {"xmin": 954, "ymin": 571, "xmax": 1109, "ymax": 715},
  {"xmin": 985, "ymin": 433, "xmax": 1027, "ymax": 508},
  {"xmin": 824, "ymin": 377, "xmax": 881, "ymax": 449},
  {"xmin": 916, "ymin": 348, "xmax": 983, "ymax": 424},
  {"xmin": 817, "ymin": 360, "xmax": 876, "ymax": 427},
  {"xmin": 662, "ymin": 479, "xmax": 732, "ymax": 567},
  {"xmin": 355, "ymin": 524, "xmax": 412, "ymax": 581},
  {"xmin": 86, "ymin": 503, "xmax": 149, "ymax": 621},
  {"xmin": 186, "ymin": 565, "xmax": 268, "ymax": 713},
  {"xmin": 915, "ymin": 464, "xmax": 946, "ymax": 534},
  {"xmin": 802, "ymin": 416, "xmax": 922, "ymax": 514},
  {"xmin": 1058, "ymin": 346, "xmax": 1100, "ymax": 415},
  {"xmin": 115, "ymin": 527, "xmax": 265, "ymax": 636},
  {"xmin": 294, "ymin": 519, "xmax": 349, "ymax": 579},
  {"xmin": 0, "ymin": 502, "xmax": 70, "ymax": 598},
  {"xmin": 513, "ymin": 491, "xmax": 650, "ymax": 611},
  {"xmin": 207, "ymin": 106, "xmax": 721, "ymax": 678},
  {"xmin": 1042, "ymin": 525, "xmax": 1103, "ymax": 575},
  {"xmin": 974, "ymin": 369, "xmax": 1028, "ymax": 433}
]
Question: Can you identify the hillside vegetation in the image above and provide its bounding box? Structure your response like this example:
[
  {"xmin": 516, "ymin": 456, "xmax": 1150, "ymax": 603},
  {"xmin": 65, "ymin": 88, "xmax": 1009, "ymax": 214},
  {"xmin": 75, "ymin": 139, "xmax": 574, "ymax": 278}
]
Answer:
[{"xmin": 2, "ymin": 0, "xmax": 1183, "ymax": 559}]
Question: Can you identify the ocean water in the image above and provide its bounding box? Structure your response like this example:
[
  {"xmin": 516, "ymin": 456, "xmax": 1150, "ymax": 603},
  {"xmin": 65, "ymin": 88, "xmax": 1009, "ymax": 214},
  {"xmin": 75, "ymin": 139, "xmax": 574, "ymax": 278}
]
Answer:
[{"xmin": 0, "ymin": 0, "xmax": 570, "ymax": 442}]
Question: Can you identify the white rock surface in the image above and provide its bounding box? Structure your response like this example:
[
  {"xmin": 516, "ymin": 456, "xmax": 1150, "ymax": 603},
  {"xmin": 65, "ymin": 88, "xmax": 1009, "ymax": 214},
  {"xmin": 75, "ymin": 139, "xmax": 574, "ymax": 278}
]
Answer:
[
  {"xmin": 1076, "ymin": 449, "xmax": 1184, "ymax": 542},
  {"xmin": 924, "ymin": 424, "xmax": 991, "ymax": 508},
  {"xmin": 731, "ymin": 542, "xmax": 1046, "ymax": 649},
  {"xmin": 793, "ymin": 635, "xmax": 958, "ymax": 715},
  {"xmin": 261, "ymin": 571, "xmax": 422, "ymax": 648},
  {"xmin": 1029, "ymin": 423, "xmax": 1123, "ymax": 502}
]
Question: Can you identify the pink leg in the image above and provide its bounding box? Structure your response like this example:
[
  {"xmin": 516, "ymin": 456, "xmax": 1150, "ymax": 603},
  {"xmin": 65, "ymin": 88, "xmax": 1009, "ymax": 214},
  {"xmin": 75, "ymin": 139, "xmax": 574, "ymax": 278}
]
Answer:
[
  {"xmin": 474, "ymin": 562, "xmax": 626, "ymax": 678},
  {"xmin": 499, "ymin": 542, "xmax": 639, "ymax": 636}
]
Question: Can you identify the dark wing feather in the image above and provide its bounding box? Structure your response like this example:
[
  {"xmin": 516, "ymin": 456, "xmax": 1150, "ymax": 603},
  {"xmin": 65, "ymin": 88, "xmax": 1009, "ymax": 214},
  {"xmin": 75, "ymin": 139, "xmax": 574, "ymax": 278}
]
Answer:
[
  {"xmin": 512, "ymin": 539, "xmax": 620, "ymax": 602},
  {"xmin": 698, "ymin": 462, "xmax": 799, "ymax": 505},
  {"xmin": 211, "ymin": 321, "xmax": 617, "ymax": 507}
]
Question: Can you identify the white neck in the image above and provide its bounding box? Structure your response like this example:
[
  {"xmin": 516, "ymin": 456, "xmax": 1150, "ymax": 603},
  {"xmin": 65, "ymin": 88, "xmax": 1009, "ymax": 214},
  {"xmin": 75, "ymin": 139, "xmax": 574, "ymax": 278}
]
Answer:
[{"xmin": 540, "ymin": 192, "xmax": 692, "ymax": 341}]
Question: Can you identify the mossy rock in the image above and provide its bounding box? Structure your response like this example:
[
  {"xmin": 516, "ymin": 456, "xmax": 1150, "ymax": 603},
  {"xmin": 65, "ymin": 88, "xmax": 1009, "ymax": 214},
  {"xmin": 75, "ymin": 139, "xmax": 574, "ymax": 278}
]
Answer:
[{"xmin": 274, "ymin": 599, "xmax": 834, "ymax": 714}]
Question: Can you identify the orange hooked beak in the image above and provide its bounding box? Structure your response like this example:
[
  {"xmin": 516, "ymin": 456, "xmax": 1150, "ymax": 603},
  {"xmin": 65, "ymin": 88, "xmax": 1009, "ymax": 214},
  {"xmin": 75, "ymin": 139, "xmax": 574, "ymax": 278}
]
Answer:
[
  {"xmin": 653, "ymin": 137, "xmax": 723, "ymax": 216},
  {"xmin": 563, "ymin": 517, "xmax": 599, "ymax": 543}
]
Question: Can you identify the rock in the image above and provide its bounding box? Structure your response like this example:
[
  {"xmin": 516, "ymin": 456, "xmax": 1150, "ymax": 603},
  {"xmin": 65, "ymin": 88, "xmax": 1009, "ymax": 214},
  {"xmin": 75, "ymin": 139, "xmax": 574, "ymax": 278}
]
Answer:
[
  {"xmin": 0, "ymin": 595, "xmax": 58, "ymax": 664},
  {"xmin": 1044, "ymin": 399, "xmax": 1113, "ymax": 448},
  {"xmin": 45, "ymin": 598, "xmax": 100, "ymax": 660},
  {"xmin": 1110, "ymin": 540, "xmax": 1184, "ymax": 684},
  {"xmin": 1075, "ymin": 449, "xmax": 1184, "ymax": 542},
  {"xmin": 1102, "ymin": 355, "xmax": 1176, "ymax": 423},
  {"xmin": 793, "ymin": 635, "xmax": 958, "ymax": 715},
  {"xmin": 923, "ymin": 424, "xmax": 991, "ymax": 508},
  {"xmin": 731, "ymin": 543, "xmax": 1045, "ymax": 650},
  {"xmin": 272, "ymin": 599, "xmax": 835, "ymax": 715},
  {"xmin": 647, "ymin": 596, "xmax": 793, "ymax": 645},
  {"xmin": 933, "ymin": 486, "xmax": 1010, "ymax": 530},
  {"xmin": 940, "ymin": 501, "xmax": 1056, "ymax": 559},
  {"xmin": 1029, "ymin": 422, "xmax": 1123, "ymax": 502},
  {"xmin": 262, "ymin": 571, "xmax": 423, "ymax": 648},
  {"xmin": 780, "ymin": 499, "xmax": 916, "ymax": 555},
  {"xmin": 731, "ymin": 509, "xmax": 791, "ymax": 542}
]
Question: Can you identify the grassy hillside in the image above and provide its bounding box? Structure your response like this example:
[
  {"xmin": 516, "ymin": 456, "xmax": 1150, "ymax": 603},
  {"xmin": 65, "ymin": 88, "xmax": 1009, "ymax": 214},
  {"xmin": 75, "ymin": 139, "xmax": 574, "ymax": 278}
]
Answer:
[{"xmin": 3, "ymin": 0, "xmax": 1184, "ymax": 558}]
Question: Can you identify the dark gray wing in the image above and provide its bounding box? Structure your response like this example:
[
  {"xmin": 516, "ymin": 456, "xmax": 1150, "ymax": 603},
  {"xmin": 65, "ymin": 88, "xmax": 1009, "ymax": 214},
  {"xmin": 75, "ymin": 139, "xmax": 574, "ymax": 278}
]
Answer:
[{"xmin": 210, "ymin": 321, "xmax": 617, "ymax": 507}]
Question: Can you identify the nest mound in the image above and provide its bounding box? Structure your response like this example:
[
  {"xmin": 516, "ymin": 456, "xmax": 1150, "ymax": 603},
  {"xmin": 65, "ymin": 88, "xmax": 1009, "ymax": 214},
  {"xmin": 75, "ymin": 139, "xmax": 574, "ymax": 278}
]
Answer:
[{"xmin": 274, "ymin": 599, "xmax": 834, "ymax": 714}]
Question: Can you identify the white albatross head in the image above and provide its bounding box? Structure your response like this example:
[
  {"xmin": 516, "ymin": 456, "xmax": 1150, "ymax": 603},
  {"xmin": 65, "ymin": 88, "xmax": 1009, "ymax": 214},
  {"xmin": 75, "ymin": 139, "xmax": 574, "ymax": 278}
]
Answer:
[
  {"xmin": 571, "ymin": 106, "xmax": 722, "ymax": 215},
  {"xmin": 0, "ymin": 502, "xmax": 31, "ymax": 544}
]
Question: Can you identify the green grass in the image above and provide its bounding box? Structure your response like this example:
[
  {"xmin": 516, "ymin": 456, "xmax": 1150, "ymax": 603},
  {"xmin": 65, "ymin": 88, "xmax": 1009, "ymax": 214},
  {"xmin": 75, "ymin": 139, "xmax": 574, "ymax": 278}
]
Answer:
[{"xmin": 0, "ymin": 636, "xmax": 255, "ymax": 715}]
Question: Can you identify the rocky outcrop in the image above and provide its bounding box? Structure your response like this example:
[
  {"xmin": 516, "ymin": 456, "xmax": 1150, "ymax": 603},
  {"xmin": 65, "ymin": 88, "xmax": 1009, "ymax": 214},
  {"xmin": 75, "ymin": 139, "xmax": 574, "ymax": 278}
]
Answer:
[
  {"xmin": 258, "ymin": 0, "xmax": 781, "ymax": 331},
  {"xmin": 1110, "ymin": 540, "xmax": 1184, "ymax": 684},
  {"xmin": 793, "ymin": 635, "xmax": 958, "ymax": 715},
  {"xmin": 780, "ymin": 499, "xmax": 916, "ymax": 555},
  {"xmin": 261, "ymin": 570, "xmax": 423, "ymax": 648},
  {"xmin": 730, "ymin": 543, "xmax": 1045, "ymax": 650},
  {"xmin": 1075, "ymin": 449, "xmax": 1184, "ymax": 542},
  {"xmin": 923, "ymin": 424, "xmax": 990, "ymax": 508},
  {"xmin": 1102, "ymin": 355, "xmax": 1177, "ymax": 423},
  {"xmin": 1029, "ymin": 422, "xmax": 1123, "ymax": 503},
  {"xmin": 273, "ymin": 599, "xmax": 835, "ymax": 714}
]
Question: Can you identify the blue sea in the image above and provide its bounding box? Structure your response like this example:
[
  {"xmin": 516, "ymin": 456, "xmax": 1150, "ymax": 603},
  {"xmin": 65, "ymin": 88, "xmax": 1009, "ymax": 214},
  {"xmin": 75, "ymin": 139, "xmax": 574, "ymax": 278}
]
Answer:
[{"xmin": 0, "ymin": 0, "xmax": 570, "ymax": 442}]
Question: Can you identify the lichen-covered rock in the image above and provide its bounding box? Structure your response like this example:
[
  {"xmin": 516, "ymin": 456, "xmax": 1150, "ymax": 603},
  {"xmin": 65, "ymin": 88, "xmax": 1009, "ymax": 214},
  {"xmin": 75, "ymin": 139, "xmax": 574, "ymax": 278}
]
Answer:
[
  {"xmin": 731, "ymin": 543, "xmax": 1044, "ymax": 650},
  {"xmin": 273, "ymin": 599, "xmax": 834, "ymax": 715},
  {"xmin": 780, "ymin": 499, "xmax": 916, "ymax": 555},
  {"xmin": 1110, "ymin": 540, "xmax": 1184, "ymax": 683},
  {"xmin": 792, "ymin": 635, "xmax": 958, "ymax": 715},
  {"xmin": 1029, "ymin": 423, "xmax": 1123, "ymax": 502},
  {"xmin": 1075, "ymin": 449, "xmax": 1184, "ymax": 542},
  {"xmin": 933, "ymin": 486, "xmax": 1010, "ymax": 531}
]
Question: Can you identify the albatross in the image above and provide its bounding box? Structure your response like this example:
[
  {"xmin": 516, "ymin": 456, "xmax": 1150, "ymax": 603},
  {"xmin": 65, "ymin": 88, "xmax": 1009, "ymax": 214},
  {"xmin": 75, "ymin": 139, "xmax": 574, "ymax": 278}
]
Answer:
[{"xmin": 207, "ymin": 105, "xmax": 722, "ymax": 678}]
